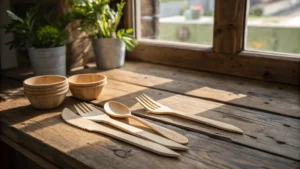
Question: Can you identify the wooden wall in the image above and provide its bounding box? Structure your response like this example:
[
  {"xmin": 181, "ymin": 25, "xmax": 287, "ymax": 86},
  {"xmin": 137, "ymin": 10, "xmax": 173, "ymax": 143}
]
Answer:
[{"xmin": 0, "ymin": 0, "xmax": 18, "ymax": 69}]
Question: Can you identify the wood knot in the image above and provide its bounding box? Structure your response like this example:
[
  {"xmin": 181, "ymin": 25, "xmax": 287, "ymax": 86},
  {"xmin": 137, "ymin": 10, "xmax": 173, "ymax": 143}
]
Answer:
[
  {"xmin": 216, "ymin": 28, "xmax": 222, "ymax": 34},
  {"xmin": 276, "ymin": 140, "xmax": 286, "ymax": 145},
  {"xmin": 227, "ymin": 24, "xmax": 234, "ymax": 30},
  {"xmin": 263, "ymin": 71, "xmax": 275, "ymax": 80},
  {"xmin": 112, "ymin": 148, "xmax": 132, "ymax": 158}
]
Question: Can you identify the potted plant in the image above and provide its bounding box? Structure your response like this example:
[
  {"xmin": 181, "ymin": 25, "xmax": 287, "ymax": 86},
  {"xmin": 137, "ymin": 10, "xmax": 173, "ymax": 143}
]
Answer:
[
  {"xmin": 190, "ymin": 4, "xmax": 203, "ymax": 20},
  {"xmin": 72, "ymin": 0, "xmax": 137, "ymax": 69},
  {"xmin": 3, "ymin": 7, "xmax": 71, "ymax": 76}
]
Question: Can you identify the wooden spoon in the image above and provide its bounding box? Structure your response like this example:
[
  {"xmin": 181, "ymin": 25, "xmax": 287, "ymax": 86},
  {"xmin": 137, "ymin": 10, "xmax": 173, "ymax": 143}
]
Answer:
[{"xmin": 104, "ymin": 101, "xmax": 189, "ymax": 144}]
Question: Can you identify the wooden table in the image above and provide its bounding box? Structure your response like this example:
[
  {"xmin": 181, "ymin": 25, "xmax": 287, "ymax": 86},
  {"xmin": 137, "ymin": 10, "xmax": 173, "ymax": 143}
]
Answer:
[{"xmin": 0, "ymin": 61, "xmax": 299, "ymax": 169}]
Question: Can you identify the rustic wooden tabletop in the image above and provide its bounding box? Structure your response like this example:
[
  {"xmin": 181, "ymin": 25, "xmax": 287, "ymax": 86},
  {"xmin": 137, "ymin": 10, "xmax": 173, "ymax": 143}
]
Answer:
[{"xmin": 0, "ymin": 61, "xmax": 299, "ymax": 169}]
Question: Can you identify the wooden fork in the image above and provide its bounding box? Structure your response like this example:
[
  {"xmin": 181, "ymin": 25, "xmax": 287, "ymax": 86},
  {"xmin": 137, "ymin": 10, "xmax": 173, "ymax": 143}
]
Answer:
[{"xmin": 136, "ymin": 94, "xmax": 244, "ymax": 134}]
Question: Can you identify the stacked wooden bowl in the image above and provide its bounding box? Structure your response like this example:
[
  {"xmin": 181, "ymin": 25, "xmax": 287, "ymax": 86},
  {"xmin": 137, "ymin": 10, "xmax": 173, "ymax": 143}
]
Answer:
[
  {"xmin": 68, "ymin": 73, "xmax": 107, "ymax": 101},
  {"xmin": 23, "ymin": 75, "xmax": 69, "ymax": 109}
]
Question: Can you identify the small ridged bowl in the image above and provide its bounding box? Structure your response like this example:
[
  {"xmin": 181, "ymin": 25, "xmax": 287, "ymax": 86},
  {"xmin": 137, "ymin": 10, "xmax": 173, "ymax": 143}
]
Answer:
[
  {"xmin": 68, "ymin": 73, "xmax": 107, "ymax": 87},
  {"xmin": 69, "ymin": 82, "xmax": 107, "ymax": 101}
]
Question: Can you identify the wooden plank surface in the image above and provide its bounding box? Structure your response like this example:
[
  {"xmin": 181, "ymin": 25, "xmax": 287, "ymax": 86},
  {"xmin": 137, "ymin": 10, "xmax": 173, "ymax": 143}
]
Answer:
[
  {"xmin": 0, "ymin": 98, "xmax": 299, "ymax": 169},
  {"xmin": 0, "ymin": 138, "xmax": 46, "ymax": 169},
  {"xmin": 84, "ymin": 61, "xmax": 300, "ymax": 118},
  {"xmin": 0, "ymin": 77, "xmax": 24, "ymax": 102},
  {"xmin": 0, "ymin": 135, "xmax": 59, "ymax": 169},
  {"xmin": 89, "ymin": 79, "xmax": 300, "ymax": 161},
  {"xmin": 3, "ymin": 61, "xmax": 299, "ymax": 118},
  {"xmin": 213, "ymin": 0, "xmax": 247, "ymax": 54},
  {"xmin": 1, "ymin": 61, "xmax": 300, "ymax": 168}
]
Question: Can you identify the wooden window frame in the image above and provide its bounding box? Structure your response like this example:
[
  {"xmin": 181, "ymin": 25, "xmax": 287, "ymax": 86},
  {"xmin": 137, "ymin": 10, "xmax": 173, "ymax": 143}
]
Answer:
[{"xmin": 124, "ymin": 0, "xmax": 300, "ymax": 85}]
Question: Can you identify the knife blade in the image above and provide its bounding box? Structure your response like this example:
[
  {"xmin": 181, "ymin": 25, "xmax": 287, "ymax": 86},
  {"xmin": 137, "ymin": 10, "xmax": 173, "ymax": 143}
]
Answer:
[{"xmin": 61, "ymin": 108, "xmax": 180, "ymax": 158}]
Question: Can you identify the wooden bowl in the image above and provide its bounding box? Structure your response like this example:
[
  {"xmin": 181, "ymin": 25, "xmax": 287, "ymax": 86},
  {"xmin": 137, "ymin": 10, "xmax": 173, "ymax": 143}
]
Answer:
[
  {"xmin": 68, "ymin": 73, "xmax": 107, "ymax": 87},
  {"xmin": 25, "ymin": 90, "xmax": 68, "ymax": 109},
  {"xmin": 69, "ymin": 82, "xmax": 107, "ymax": 101},
  {"xmin": 23, "ymin": 75, "xmax": 67, "ymax": 89},
  {"xmin": 24, "ymin": 85, "xmax": 69, "ymax": 95}
]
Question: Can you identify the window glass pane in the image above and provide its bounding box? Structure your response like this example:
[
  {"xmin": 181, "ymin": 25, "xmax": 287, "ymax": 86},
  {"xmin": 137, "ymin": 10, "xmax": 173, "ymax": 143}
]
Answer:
[
  {"xmin": 246, "ymin": 0, "xmax": 300, "ymax": 55},
  {"xmin": 138, "ymin": 0, "xmax": 215, "ymax": 46}
]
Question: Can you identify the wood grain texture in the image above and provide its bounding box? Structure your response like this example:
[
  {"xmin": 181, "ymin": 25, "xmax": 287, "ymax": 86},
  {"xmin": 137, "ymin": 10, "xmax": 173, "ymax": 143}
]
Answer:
[
  {"xmin": 1, "ymin": 62, "xmax": 300, "ymax": 167},
  {"xmin": 135, "ymin": 94, "xmax": 244, "ymax": 134},
  {"xmin": 213, "ymin": 0, "xmax": 247, "ymax": 54},
  {"xmin": 0, "ymin": 135, "xmax": 59, "ymax": 169},
  {"xmin": 84, "ymin": 61, "xmax": 300, "ymax": 118},
  {"xmin": 90, "ymin": 79, "xmax": 300, "ymax": 161},
  {"xmin": 0, "ymin": 98, "xmax": 299, "ymax": 169},
  {"xmin": 127, "ymin": 115, "xmax": 189, "ymax": 144},
  {"xmin": 127, "ymin": 43, "xmax": 300, "ymax": 85},
  {"xmin": 0, "ymin": 138, "xmax": 46, "ymax": 169},
  {"xmin": 124, "ymin": 0, "xmax": 134, "ymax": 29},
  {"xmin": 0, "ymin": 77, "xmax": 24, "ymax": 102}
]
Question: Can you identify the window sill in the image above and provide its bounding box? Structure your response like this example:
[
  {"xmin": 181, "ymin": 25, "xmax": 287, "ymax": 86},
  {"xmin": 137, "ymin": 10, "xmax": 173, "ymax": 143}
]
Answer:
[
  {"xmin": 127, "ymin": 42, "xmax": 300, "ymax": 85},
  {"xmin": 240, "ymin": 50, "xmax": 300, "ymax": 62}
]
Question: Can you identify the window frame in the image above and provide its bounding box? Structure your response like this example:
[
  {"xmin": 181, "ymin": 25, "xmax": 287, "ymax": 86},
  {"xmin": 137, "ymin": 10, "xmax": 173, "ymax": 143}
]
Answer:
[{"xmin": 124, "ymin": 0, "xmax": 300, "ymax": 85}]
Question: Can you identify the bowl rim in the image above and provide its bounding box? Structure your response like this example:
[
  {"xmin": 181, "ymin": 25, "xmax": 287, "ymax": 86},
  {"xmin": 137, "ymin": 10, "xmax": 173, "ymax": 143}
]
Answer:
[
  {"xmin": 25, "ymin": 87, "xmax": 69, "ymax": 96},
  {"xmin": 23, "ymin": 75, "xmax": 67, "ymax": 88},
  {"xmin": 68, "ymin": 73, "xmax": 107, "ymax": 86},
  {"xmin": 24, "ymin": 85, "xmax": 69, "ymax": 95},
  {"xmin": 69, "ymin": 81, "xmax": 107, "ymax": 89},
  {"xmin": 24, "ymin": 82, "xmax": 68, "ymax": 90}
]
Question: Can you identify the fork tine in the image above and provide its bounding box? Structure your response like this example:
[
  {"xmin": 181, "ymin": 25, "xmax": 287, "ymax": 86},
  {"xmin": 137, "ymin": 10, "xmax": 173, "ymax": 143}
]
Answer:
[
  {"xmin": 83, "ymin": 102, "xmax": 97, "ymax": 111},
  {"xmin": 137, "ymin": 95, "xmax": 158, "ymax": 110},
  {"xmin": 77, "ymin": 103, "xmax": 89, "ymax": 113},
  {"xmin": 74, "ymin": 104, "xmax": 86, "ymax": 116},
  {"xmin": 142, "ymin": 94, "xmax": 162, "ymax": 107},
  {"xmin": 136, "ymin": 97, "xmax": 154, "ymax": 111},
  {"xmin": 80, "ymin": 102, "xmax": 92, "ymax": 111},
  {"xmin": 139, "ymin": 94, "xmax": 160, "ymax": 109}
]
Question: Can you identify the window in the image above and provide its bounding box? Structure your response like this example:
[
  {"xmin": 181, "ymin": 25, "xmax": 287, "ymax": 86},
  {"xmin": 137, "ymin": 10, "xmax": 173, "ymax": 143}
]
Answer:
[
  {"xmin": 137, "ymin": 0, "xmax": 215, "ymax": 46},
  {"xmin": 246, "ymin": 0, "xmax": 300, "ymax": 55},
  {"xmin": 125, "ymin": 0, "xmax": 300, "ymax": 85}
]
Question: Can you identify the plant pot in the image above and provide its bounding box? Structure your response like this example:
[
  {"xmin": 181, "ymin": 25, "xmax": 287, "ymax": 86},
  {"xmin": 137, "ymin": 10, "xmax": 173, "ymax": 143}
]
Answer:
[
  {"xmin": 191, "ymin": 9, "xmax": 202, "ymax": 20},
  {"xmin": 92, "ymin": 38, "xmax": 125, "ymax": 70},
  {"xmin": 28, "ymin": 46, "xmax": 66, "ymax": 76}
]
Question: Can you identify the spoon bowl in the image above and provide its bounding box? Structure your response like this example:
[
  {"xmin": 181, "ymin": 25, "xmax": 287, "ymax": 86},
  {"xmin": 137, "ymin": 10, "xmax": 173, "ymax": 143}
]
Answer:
[
  {"xmin": 104, "ymin": 101, "xmax": 189, "ymax": 144},
  {"xmin": 104, "ymin": 101, "xmax": 132, "ymax": 118}
]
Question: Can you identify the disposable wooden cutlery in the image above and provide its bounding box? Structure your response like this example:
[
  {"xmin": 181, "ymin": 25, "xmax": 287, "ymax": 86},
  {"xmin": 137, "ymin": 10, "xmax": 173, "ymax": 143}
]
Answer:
[
  {"xmin": 74, "ymin": 102, "xmax": 187, "ymax": 150},
  {"xmin": 104, "ymin": 101, "xmax": 189, "ymax": 144},
  {"xmin": 61, "ymin": 108, "xmax": 180, "ymax": 157},
  {"xmin": 136, "ymin": 94, "xmax": 244, "ymax": 134}
]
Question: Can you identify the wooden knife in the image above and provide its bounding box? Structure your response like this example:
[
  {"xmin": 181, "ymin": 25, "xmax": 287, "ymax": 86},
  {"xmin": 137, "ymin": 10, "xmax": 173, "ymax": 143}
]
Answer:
[{"xmin": 61, "ymin": 108, "xmax": 181, "ymax": 158}]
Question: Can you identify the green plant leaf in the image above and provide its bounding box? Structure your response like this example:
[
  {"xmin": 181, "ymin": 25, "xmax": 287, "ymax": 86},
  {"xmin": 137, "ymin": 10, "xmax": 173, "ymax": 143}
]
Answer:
[
  {"xmin": 6, "ymin": 10, "xmax": 24, "ymax": 23},
  {"xmin": 112, "ymin": 0, "xmax": 126, "ymax": 32},
  {"xmin": 126, "ymin": 29, "xmax": 133, "ymax": 34}
]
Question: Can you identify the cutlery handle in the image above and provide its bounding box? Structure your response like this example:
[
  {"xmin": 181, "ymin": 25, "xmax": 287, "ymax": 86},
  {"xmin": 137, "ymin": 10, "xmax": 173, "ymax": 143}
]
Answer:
[
  {"xmin": 91, "ymin": 123, "xmax": 180, "ymax": 157},
  {"xmin": 130, "ymin": 115, "xmax": 189, "ymax": 144},
  {"xmin": 171, "ymin": 111, "xmax": 244, "ymax": 134},
  {"xmin": 106, "ymin": 119, "xmax": 187, "ymax": 150}
]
